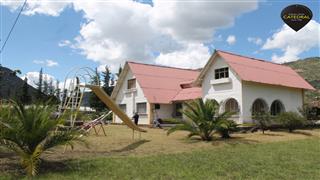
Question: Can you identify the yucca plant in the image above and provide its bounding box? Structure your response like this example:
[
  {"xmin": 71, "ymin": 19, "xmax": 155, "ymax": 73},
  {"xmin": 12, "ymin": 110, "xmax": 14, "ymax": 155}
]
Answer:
[
  {"xmin": 167, "ymin": 99, "xmax": 235, "ymax": 141},
  {"xmin": 0, "ymin": 101, "xmax": 85, "ymax": 177},
  {"xmin": 215, "ymin": 119, "xmax": 237, "ymax": 138}
]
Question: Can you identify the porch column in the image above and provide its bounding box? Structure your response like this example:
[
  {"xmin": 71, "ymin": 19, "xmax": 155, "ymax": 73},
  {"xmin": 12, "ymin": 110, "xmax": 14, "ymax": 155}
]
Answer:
[{"xmin": 148, "ymin": 103, "xmax": 154, "ymax": 125}]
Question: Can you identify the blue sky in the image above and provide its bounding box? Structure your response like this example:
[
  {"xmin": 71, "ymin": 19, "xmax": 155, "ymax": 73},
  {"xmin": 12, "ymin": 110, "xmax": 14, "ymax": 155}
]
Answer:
[{"xmin": 0, "ymin": 0, "xmax": 319, "ymax": 84}]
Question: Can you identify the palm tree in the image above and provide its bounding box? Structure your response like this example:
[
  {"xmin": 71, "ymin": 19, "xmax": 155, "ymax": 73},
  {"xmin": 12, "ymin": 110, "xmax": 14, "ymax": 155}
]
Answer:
[
  {"xmin": 167, "ymin": 99, "xmax": 235, "ymax": 141},
  {"xmin": 0, "ymin": 101, "xmax": 85, "ymax": 177}
]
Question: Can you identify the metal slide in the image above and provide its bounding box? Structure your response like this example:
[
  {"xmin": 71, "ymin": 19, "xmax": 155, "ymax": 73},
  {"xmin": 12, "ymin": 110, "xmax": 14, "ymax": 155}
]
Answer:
[{"xmin": 87, "ymin": 85, "xmax": 147, "ymax": 133}]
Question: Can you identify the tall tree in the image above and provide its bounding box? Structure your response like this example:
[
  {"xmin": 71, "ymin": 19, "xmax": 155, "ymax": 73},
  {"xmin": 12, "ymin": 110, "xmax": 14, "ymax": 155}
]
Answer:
[
  {"xmin": 55, "ymin": 80, "xmax": 61, "ymax": 101},
  {"xmin": 116, "ymin": 65, "xmax": 122, "ymax": 78},
  {"xmin": 43, "ymin": 75, "xmax": 49, "ymax": 95},
  {"xmin": 62, "ymin": 89, "xmax": 68, "ymax": 104},
  {"xmin": 89, "ymin": 68, "xmax": 106, "ymax": 112},
  {"xmin": 36, "ymin": 68, "xmax": 43, "ymax": 100},
  {"xmin": 102, "ymin": 65, "xmax": 114, "ymax": 96},
  {"xmin": 48, "ymin": 78, "xmax": 55, "ymax": 96}
]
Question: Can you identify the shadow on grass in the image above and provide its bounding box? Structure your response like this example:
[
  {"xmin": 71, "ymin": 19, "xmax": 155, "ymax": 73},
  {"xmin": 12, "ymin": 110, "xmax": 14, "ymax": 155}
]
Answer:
[
  {"xmin": 180, "ymin": 135, "xmax": 259, "ymax": 146},
  {"xmin": 291, "ymin": 131, "xmax": 313, "ymax": 136},
  {"xmin": 39, "ymin": 159, "xmax": 73, "ymax": 174},
  {"xmin": 211, "ymin": 136, "xmax": 259, "ymax": 146},
  {"xmin": 111, "ymin": 139, "xmax": 150, "ymax": 153},
  {"xmin": 260, "ymin": 132, "xmax": 284, "ymax": 136}
]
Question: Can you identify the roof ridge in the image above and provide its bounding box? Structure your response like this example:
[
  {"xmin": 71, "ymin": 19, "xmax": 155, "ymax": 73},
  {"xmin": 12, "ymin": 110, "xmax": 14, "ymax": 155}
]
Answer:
[
  {"xmin": 127, "ymin": 61, "xmax": 201, "ymax": 72},
  {"xmin": 216, "ymin": 49, "xmax": 290, "ymax": 67}
]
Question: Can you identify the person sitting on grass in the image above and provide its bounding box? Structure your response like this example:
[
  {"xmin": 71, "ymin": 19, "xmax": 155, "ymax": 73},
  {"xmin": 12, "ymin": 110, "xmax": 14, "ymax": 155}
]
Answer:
[{"xmin": 153, "ymin": 118, "xmax": 163, "ymax": 129}]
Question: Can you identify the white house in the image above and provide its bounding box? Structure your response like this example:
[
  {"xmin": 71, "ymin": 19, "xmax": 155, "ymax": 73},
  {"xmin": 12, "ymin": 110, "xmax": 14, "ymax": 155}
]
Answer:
[{"xmin": 111, "ymin": 50, "xmax": 314, "ymax": 125}]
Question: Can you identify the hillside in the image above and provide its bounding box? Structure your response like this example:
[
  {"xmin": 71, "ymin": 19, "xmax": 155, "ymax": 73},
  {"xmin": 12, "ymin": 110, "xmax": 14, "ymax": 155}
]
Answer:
[
  {"xmin": 285, "ymin": 57, "xmax": 320, "ymax": 102},
  {"xmin": 0, "ymin": 66, "xmax": 38, "ymax": 101}
]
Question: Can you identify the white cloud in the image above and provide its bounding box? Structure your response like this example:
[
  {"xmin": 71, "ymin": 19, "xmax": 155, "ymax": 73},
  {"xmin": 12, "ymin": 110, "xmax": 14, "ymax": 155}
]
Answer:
[
  {"xmin": 150, "ymin": 1, "xmax": 257, "ymax": 42},
  {"xmin": 0, "ymin": 0, "xmax": 71, "ymax": 16},
  {"xmin": 21, "ymin": 71, "xmax": 56, "ymax": 88},
  {"xmin": 33, "ymin": 60, "xmax": 44, "ymax": 65},
  {"xmin": 46, "ymin": 60, "xmax": 59, "ymax": 67},
  {"xmin": 262, "ymin": 20, "xmax": 320, "ymax": 63},
  {"xmin": 248, "ymin": 37, "xmax": 262, "ymax": 45},
  {"xmin": 2, "ymin": 0, "xmax": 258, "ymax": 70},
  {"xmin": 155, "ymin": 43, "xmax": 210, "ymax": 69},
  {"xmin": 58, "ymin": 40, "xmax": 72, "ymax": 47},
  {"xmin": 226, "ymin": 35, "xmax": 236, "ymax": 45},
  {"xmin": 33, "ymin": 59, "xmax": 59, "ymax": 67}
]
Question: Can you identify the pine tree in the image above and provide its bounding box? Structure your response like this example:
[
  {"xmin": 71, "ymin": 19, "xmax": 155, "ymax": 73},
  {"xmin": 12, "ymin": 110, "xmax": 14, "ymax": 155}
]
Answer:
[
  {"xmin": 55, "ymin": 80, "xmax": 61, "ymax": 101},
  {"xmin": 116, "ymin": 65, "xmax": 123, "ymax": 78},
  {"xmin": 62, "ymin": 89, "xmax": 68, "ymax": 104},
  {"xmin": 102, "ymin": 66, "xmax": 114, "ymax": 96},
  {"xmin": 43, "ymin": 75, "xmax": 49, "ymax": 95},
  {"xmin": 89, "ymin": 68, "xmax": 106, "ymax": 112},
  {"xmin": 36, "ymin": 68, "xmax": 43, "ymax": 100},
  {"xmin": 48, "ymin": 78, "xmax": 55, "ymax": 96}
]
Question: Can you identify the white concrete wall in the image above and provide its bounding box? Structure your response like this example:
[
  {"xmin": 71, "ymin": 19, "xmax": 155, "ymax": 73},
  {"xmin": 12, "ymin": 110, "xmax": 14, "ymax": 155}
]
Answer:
[
  {"xmin": 202, "ymin": 56, "xmax": 243, "ymax": 123},
  {"xmin": 114, "ymin": 69, "xmax": 149, "ymax": 125},
  {"xmin": 242, "ymin": 81, "xmax": 303, "ymax": 123},
  {"xmin": 153, "ymin": 104, "xmax": 174, "ymax": 120}
]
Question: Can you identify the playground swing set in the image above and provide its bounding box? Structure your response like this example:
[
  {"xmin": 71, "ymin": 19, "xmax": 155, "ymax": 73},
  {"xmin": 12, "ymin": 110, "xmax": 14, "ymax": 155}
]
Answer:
[{"xmin": 58, "ymin": 67, "xmax": 147, "ymax": 139}]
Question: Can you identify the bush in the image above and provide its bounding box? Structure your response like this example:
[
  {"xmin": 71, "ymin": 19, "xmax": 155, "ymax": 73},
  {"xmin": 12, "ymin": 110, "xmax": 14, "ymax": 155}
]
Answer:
[
  {"xmin": 276, "ymin": 112, "xmax": 305, "ymax": 132},
  {"xmin": 252, "ymin": 112, "xmax": 273, "ymax": 134},
  {"xmin": 299, "ymin": 104, "xmax": 319, "ymax": 121}
]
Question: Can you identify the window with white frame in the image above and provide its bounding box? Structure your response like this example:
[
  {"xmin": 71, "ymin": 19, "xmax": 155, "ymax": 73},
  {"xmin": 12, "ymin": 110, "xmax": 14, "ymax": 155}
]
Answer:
[
  {"xmin": 215, "ymin": 67, "xmax": 229, "ymax": 79},
  {"xmin": 136, "ymin": 102, "xmax": 147, "ymax": 114}
]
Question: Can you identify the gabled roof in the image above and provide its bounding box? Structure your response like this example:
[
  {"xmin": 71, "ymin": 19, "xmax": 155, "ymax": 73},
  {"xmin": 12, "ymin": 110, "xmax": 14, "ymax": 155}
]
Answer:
[
  {"xmin": 197, "ymin": 50, "xmax": 315, "ymax": 90},
  {"xmin": 117, "ymin": 61, "xmax": 201, "ymax": 104}
]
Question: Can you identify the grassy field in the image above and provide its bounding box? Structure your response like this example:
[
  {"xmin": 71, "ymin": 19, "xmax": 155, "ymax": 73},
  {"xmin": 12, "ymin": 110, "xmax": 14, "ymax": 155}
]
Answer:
[{"xmin": 1, "ymin": 125, "xmax": 320, "ymax": 179}]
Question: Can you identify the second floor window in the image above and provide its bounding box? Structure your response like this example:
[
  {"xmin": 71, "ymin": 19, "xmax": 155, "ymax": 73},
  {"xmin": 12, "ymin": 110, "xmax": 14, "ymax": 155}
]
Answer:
[
  {"xmin": 215, "ymin": 67, "xmax": 229, "ymax": 79},
  {"xmin": 127, "ymin": 79, "xmax": 136, "ymax": 89}
]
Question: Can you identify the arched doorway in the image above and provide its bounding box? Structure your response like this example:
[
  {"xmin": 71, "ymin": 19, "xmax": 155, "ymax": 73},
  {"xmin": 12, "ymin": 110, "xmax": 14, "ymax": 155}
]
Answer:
[{"xmin": 270, "ymin": 100, "xmax": 285, "ymax": 116}]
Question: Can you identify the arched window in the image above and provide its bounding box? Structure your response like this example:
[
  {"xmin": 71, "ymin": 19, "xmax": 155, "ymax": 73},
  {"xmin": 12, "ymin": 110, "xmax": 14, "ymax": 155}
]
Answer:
[
  {"xmin": 225, "ymin": 98, "xmax": 239, "ymax": 113},
  {"xmin": 252, "ymin": 99, "xmax": 268, "ymax": 115},
  {"xmin": 270, "ymin": 100, "xmax": 285, "ymax": 116}
]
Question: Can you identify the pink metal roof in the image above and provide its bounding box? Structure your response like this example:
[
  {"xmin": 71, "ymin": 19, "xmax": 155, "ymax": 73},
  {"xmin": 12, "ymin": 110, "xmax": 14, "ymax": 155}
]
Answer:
[
  {"xmin": 172, "ymin": 87, "xmax": 202, "ymax": 101},
  {"xmin": 128, "ymin": 62, "xmax": 200, "ymax": 103},
  {"xmin": 216, "ymin": 50, "xmax": 315, "ymax": 90}
]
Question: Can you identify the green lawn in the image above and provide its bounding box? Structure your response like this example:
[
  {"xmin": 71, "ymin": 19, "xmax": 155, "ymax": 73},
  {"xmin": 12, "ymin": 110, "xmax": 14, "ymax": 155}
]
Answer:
[{"xmin": 2, "ymin": 138, "xmax": 319, "ymax": 180}]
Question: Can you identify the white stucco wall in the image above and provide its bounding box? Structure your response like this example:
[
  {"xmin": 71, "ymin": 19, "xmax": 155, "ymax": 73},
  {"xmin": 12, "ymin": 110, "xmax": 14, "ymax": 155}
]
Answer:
[
  {"xmin": 114, "ymin": 69, "xmax": 150, "ymax": 125},
  {"xmin": 202, "ymin": 56, "xmax": 243, "ymax": 123},
  {"xmin": 242, "ymin": 81, "xmax": 303, "ymax": 122},
  {"xmin": 153, "ymin": 104, "xmax": 174, "ymax": 120}
]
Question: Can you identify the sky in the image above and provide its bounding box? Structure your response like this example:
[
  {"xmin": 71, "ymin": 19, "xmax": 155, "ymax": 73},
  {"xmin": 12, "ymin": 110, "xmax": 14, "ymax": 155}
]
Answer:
[{"xmin": 0, "ymin": 0, "xmax": 319, "ymax": 87}]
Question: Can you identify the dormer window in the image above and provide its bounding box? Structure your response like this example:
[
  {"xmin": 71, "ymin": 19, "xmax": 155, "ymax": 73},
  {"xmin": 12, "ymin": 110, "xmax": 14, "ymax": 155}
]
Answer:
[
  {"xmin": 127, "ymin": 79, "xmax": 136, "ymax": 89},
  {"xmin": 215, "ymin": 67, "xmax": 229, "ymax": 79}
]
